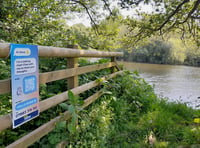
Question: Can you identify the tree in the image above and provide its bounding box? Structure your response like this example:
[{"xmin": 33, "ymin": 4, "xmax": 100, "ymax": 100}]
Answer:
[
  {"xmin": 116, "ymin": 0, "xmax": 200, "ymax": 46},
  {"xmin": 0, "ymin": 0, "xmax": 104, "ymax": 45},
  {"xmin": 71, "ymin": 0, "xmax": 199, "ymax": 47},
  {"xmin": 92, "ymin": 14, "xmax": 124, "ymax": 51},
  {"xmin": 1, "ymin": 0, "xmax": 199, "ymax": 48},
  {"xmin": 131, "ymin": 40, "xmax": 172, "ymax": 64},
  {"xmin": 0, "ymin": 0, "xmax": 68, "ymax": 43},
  {"xmin": 75, "ymin": 0, "xmax": 200, "ymax": 47}
]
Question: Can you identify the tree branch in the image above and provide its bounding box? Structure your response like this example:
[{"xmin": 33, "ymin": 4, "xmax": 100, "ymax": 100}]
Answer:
[
  {"xmin": 71, "ymin": 0, "xmax": 99, "ymax": 34},
  {"xmin": 191, "ymin": 15, "xmax": 200, "ymax": 19},
  {"xmin": 181, "ymin": 0, "xmax": 200, "ymax": 23},
  {"xmin": 155, "ymin": 0, "xmax": 190, "ymax": 31},
  {"xmin": 101, "ymin": 0, "xmax": 113, "ymax": 16},
  {"xmin": 158, "ymin": 0, "xmax": 200, "ymax": 36}
]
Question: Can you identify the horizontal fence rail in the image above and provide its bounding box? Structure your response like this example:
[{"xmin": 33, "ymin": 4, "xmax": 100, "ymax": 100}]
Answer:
[
  {"xmin": 7, "ymin": 91, "xmax": 103, "ymax": 148},
  {"xmin": 0, "ymin": 62, "xmax": 116, "ymax": 94},
  {"xmin": 6, "ymin": 71, "xmax": 124, "ymax": 148},
  {"xmin": 0, "ymin": 43, "xmax": 123, "ymax": 147},
  {"xmin": 0, "ymin": 43, "xmax": 123, "ymax": 58},
  {"xmin": 0, "ymin": 71, "xmax": 123, "ymax": 131}
]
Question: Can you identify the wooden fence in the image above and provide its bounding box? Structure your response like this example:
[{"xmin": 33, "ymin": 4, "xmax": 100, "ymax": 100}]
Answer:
[{"xmin": 0, "ymin": 43, "xmax": 123, "ymax": 147}]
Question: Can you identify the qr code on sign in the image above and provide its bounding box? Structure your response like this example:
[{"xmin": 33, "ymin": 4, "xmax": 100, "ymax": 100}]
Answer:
[{"xmin": 23, "ymin": 76, "xmax": 36, "ymax": 94}]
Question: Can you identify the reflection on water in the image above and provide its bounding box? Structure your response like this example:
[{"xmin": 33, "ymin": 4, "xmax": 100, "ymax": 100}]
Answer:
[{"xmin": 119, "ymin": 61, "xmax": 200, "ymax": 109}]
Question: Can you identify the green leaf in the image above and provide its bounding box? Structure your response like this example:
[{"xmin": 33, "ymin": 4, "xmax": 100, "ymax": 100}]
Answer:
[
  {"xmin": 59, "ymin": 103, "xmax": 68, "ymax": 110},
  {"xmin": 71, "ymin": 114, "xmax": 77, "ymax": 124},
  {"xmin": 56, "ymin": 121, "xmax": 66, "ymax": 130},
  {"xmin": 78, "ymin": 100, "xmax": 84, "ymax": 106},
  {"xmin": 96, "ymin": 78, "xmax": 104, "ymax": 83},
  {"xmin": 67, "ymin": 123, "xmax": 76, "ymax": 134},
  {"xmin": 68, "ymin": 90, "xmax": 74, "ymax": 101},
  {"xmin": 103, "ymin": 91, "xmax": 112, "ymax": 95},
  {"xmin": 68, "ymin": 90, "xmax": 78, "ymax": 104},
  {"xmin": 68, "ymin": 105, "xmax": 75, "ymax": 114},
  {"xmin": 8, "ymin": 14, "xmax": 12, "ymax": 19}
]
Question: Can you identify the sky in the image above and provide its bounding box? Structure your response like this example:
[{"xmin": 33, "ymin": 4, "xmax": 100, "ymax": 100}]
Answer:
[{"xmin": 66, "ymin": 2, "xmax": 153, "ymax": 27}]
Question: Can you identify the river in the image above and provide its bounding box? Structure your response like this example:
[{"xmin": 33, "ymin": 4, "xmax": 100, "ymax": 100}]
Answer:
[{"xmin": 118, "ymin": 61, "xmax": 200, "ymax": 109}]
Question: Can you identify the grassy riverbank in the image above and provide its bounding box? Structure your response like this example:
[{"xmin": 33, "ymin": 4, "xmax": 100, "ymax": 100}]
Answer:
[{"xmin": 33, "ymin": 70, "xmax": 200, "ymax": 147}]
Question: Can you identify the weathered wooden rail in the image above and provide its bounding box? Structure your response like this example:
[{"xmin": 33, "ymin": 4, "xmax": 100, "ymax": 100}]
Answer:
[{"xmin": 0, "ymin": 43, "xmax": 123, "ymax": 147}]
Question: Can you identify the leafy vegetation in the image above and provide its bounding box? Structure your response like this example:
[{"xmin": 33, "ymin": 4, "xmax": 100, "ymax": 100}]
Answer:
[
  {"xmin": 119, "ymin": 0, "xmax": 200, "ymax": 46},
  {"xmin": 0, "ymin": 0, "xmax": 199, "ymax": 67},
  {"xmin": 0, "ymin": 58, "xmax": 200, "ymax": 147},
  {"xmin": 120, "ymin": 38, "xmax": 200, "ymax": 66},
  {"xmin": 0, "ymin": 0, "xmax": 200, "ymax": 147},
  {"xmin": 33, "ymin": 70, "xmax": 200, "ymax": 147},
  {"xmin": 1, "ymin": 0, "xmax": 199, "ymax": 48}
]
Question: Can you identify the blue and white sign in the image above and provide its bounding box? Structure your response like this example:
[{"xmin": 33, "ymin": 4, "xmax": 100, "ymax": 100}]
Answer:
[{"xmin": 10, "ymin": 44, "xmax": 40, "ymax": 128}]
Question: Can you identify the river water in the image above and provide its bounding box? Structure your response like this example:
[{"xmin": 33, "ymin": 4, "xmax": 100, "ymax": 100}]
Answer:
[{"xmin": 118, "ymin": 61, "xmax": 200, "ymax": 109}]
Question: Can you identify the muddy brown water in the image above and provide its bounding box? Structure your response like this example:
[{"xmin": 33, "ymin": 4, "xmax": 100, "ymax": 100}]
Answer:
[{"xmin": 119, "ymin": 61, "xmax": 200, "ymax": 109}]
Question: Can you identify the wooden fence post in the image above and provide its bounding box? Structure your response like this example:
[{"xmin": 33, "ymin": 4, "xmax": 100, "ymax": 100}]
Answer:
[
  {"xmin": 67, "ymin": 57, "xmax": 78, "ymax": 89},
  {"xmin": 111, "ymin": 57, "xmax": 116, "ymax": 73},
  {"xmin": 111, "ymin": 57, "xmax": 121, "ymax": 72},
  {"xmin": 59, "ymin": 57, "xmax": 78, "ymax": 148}
]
